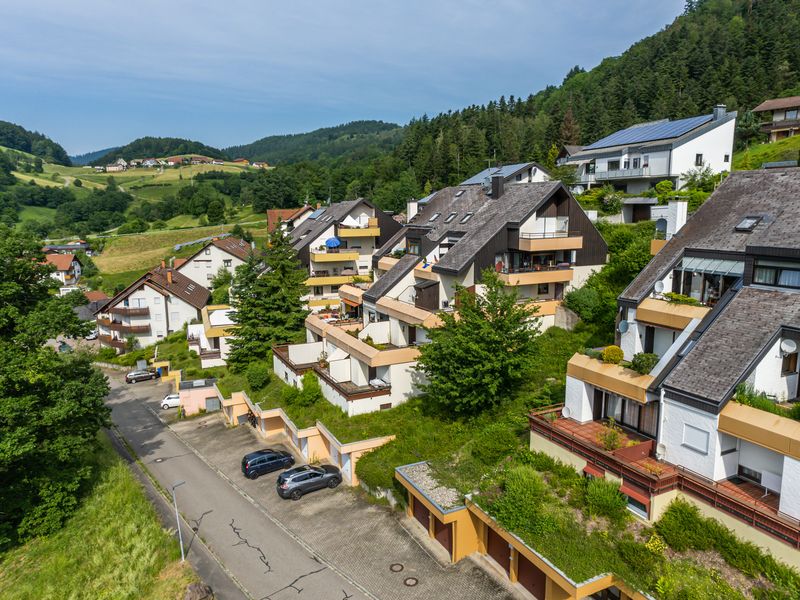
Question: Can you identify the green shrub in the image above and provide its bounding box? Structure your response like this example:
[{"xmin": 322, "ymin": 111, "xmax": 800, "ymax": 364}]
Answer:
[
  {"xmin": 296, "ymin": 371, "xmax": 323, "ymax": 406},
  {"xmin": 616, "ymin": 536, "xmax": 664, "ymax": 583},
  {"xmin": 563, "ymin": 287, "xmax": 602, "ymax": 321},
  {"xmin": 597, "ymin": 418, "xmax": 624, "ymax": 451},
  {"xmin": 601, "ymin": 345, "xmax": 624, "ymax": 364},
  {"xmin": 584, "ymin": 478, "xmax": 628, "ymax": 525},
  {"xmin": 470, "ymin": 423, "xmax": 519, "ymax": 466},
  {"xmin": 246, "ymin": 363, "xmax": 271, "ymax": 390},
  {"xmin": 630, "ymin": 352, "xmax": 659, "ymax": 375},
  {"xmin": 663, "ymin": 292, "xmax": 700, "ymax": 305},
  {"xmin": 96, "ymin": 347, "xmax": 118, "ymax": 361},
  {"xmin": 492, "ymin": 466, "xmax": 557, "ymax": 535},
  {"xmin": 655, "ymin": 499, "xmax": 716, "ymax": 552},
  {"xmin": 655, "ymin": 180, "xmax": 674, "ymax": 195}
]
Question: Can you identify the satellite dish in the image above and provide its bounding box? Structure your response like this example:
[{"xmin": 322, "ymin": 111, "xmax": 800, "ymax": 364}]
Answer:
[
  {"xmin": 654, "ymin": 281, "xmax": 665, "ymax": 294},
  {"xmin": 781, "ymin": 339, "xmax": 797, "ymax": 356},
  {"xmin": 561, "ymin": 406, "xmax": 572, "ymax": 419},
  {"xmin": 656, "ymin": 443, "xmax": 667, "ymax": 460},
  {"xmin": 618, "ymin": 320, "xmax": 629, "ymax": 334}
]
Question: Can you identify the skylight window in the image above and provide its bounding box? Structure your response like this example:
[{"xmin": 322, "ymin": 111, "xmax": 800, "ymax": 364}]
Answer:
[
  {"xmin": 428, "ymin": 212, "xmax": 441, "ymax": 222},
  {"xmin": 186, "ymin": 284, "xmax": 195, "ymax": 293},
  {"xmin": 455, "ymin": 190, "xmax": 465, "ymax": 198},
  {"xmin": 735, "ymin": 216, "xmax": 761, "ymax": 232},
  {"xmin": 444, "ymin": 212, "xmax": 457, "ymax": 223},
  {"xmin": 460, "ymin": 212, "xmax": 474, "ymax": 224}
]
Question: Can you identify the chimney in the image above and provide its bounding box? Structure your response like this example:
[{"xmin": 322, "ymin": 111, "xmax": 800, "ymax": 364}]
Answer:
[
  {"xmin": 713, "ymin": 104, "xmax": 727, "ymax": 120},
  {"xmin": 666, "ymin": 200, "xmax": 688, "ymax": 240},
  {"xmin": 491, "ymin": 174, "xmax": 505, "ymax": 199},
  {"xmin": 160, "ymin": 260, "xmax": 165, "ymax": 269},
  {"xmin": 407, "ymin": 198, "xmax": 418, "ymax": 221},
  {"xmin": 166, "ymin": 270, "xmax": 173, "ymax": 285}
]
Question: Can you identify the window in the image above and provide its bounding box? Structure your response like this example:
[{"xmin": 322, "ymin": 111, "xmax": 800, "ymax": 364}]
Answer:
[
  {"xmin": 380, "ymin": 403, "xmax": 392, "ymax": 410},
  {"xmin": 153, "ymin": 297, "xmax": 161, "ymax": 305},
  {"xmin": 444, "ymin": 212, "xmax": 457, "ymax": 223},
  {"xmin": 739, "ymin": 465, "xmax": 762, "ymax": 484},
  {"xmin": 626, "ymin": 496, "xmax": 648, "ymax": 519},
  {"xmin": 724, "ymin": 154, "xmax": 730, "ymax": 163},
  {"xmin": 330, "ymin": 285, "xmax": 340, "ymax": 294},
  {"xmin": 754, "ymin": 259, "xmax": 800, "ymax": 289},
  {"xmin": 428, "ymin": 212, "xmax": 441, "ymax": 222},
  {"xmin": 205, "ymin": 248, "xmax": 211, "ymax": 255},
  {"xmin": 206, "ymin": 273, "xmax": 214, "ymax": 280},
  {"xmin": 154, "ymin": 313, "xmax": 162, "ymax": 321},
  {"xmin": 537, "ymin": 283, "xmax": 549, "ymax": 295},
  {"xmin": 623, "ymin": 159, "xmax": 630, "ymax": 169},
  {"xmin": 608, "ymin": 160, "xmax": 620, "ymax": 171},
  {"xmin": 459, "ymin": 212, "xmax": 474, "ymax": 224},
  {"xmin": 313, "ymin": 286, "xmax": 323, "ymax": 295},
  {"xmin": 682, "ymin": 423, "xmax": 710, "ymax": 454},
  {"xmin": 515, "ymin": 174, "xmax": 522, "ymax": 182},
  {"xmin": 786, "ymin": 109, "xmax": 798, "ymax": 120},
  {"xmin": 695, "ymin": 153, "xmax": 703, "ymax": 167},
  {"xmin": 223, "ymin": 259, "xmax": 232, "ymax": 267},
  {"xmin": 782, "ymin": 352, "xmax": 798, "ymax": 375},
  {"xmin": 632, "ymin": 157, "xmax": 640, "ymax": 169},
  {"xmin": 407, "ymin": 239, "xmax": 420, "ymax": 255}
]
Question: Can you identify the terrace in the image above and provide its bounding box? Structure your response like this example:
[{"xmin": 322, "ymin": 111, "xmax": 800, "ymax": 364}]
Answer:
[
  {"xmin": 516, "ymin": 231, "xmax": 584, "ymax": 253},
  {"xmin": 97, "ymin": 318, "xmax": 150, "ymax": 334},
  {"xmin": 108, "ymin": 306, "xmax": 149, "ymax": 317},
  {"xmin": 497, "ymin": 265, "xmax": 573, "ymax": 286}
]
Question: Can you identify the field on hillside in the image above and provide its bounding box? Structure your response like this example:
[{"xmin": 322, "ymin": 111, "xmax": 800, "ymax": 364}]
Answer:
[
  {"xmin": 94, "ymin": 223, "xmax": 268, "ymax": 274},
  {"xmin": 734, "ymin": 136, "xmax": 800, "ymax": 170},
  {"xmin": 16, "ymin": 205, "xmax": 56, "ymax": 227},
  {"xmin": 0, "ymin": 434, "xmax": 196, "ymax": 600}
]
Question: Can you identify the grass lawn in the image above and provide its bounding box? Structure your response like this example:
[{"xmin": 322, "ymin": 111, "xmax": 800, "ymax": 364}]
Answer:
[
  {"xmin": 16, "ymin": 205, "xmax": 56, "ymax": 227},
  {"xmin": 0, "ymin": 434, "xmax": 197, "ymax": 600},
  {"xmin": 733, "ymin": 136, "xmax": 800, "ymax": 170},
  {"xmin": 12, "ymin": 171, "xmax": 63, "ymax": 188},
  {"xmin": 96, "ymin": 267, "xmax": 150, "ymax": 294}
]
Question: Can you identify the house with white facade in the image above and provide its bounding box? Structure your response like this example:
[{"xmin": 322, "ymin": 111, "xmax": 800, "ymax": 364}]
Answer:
[
  {"xmin": 44, "ymin": 253, "xmax": 81, "ymax": 287},
  {"xmin": 176, "ymin": 236, "xmax": 253, "ymax": 289},
  {"xmin": 753, "ymin": 96, "xmax": 800, "ymax": 143},
  {"xmin": 95, "ymin": 264, "xmax": 210, "ymax": 353},
  {"xmin": 289, "ymin": 199, "xmax": 402, "ymax": 310},
  {"xmin": 187, "ymin": 304, "xmax": 236, "ymax": 368},
  {"xmin": 565, "ymin": 105, "xmax": 736, "ymax": 194},
  {"xmin": 275, "ymin": 177, "xmax": 608, "ymax": 415},
  {"xmin": 530, "ymin": 168, "xmax": 800, "ymax": 563},
  {"xmin": 460, "ymin": 161, "xmax": 550, "ymax": 186},
  {"xmin": 267, "ymin": 205, "xmax": 314, "ymax": 234}
]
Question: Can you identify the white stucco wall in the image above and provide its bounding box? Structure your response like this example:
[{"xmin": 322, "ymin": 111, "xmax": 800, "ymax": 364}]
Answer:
[
  {"xmin": 738, "ymin": 440, "xmax": 783, "ymax": 486},
  {"xmin": 747, "ymin": 338, "xmax": 798, "ymax": 402},
  {"xmin": 569, "ymin": 264, "xmax": 602, "ymax": 291},
  {"xmin": 779, "ymin": 456, "xmax": 800, "ymax": 520},
  {"xmin": 659, "ymin": 396, "xmax": 720, "ymax": 480},
  {"xmin": 672, "ymin": 119, "xmax": 735, "ymax": 186},
  {"xmin": 179, "ymin": 243, "xmax": 247, "ymax": 288},
  {"xmin": 565, "ymin": 375, "xmax": 593, "ymax": 423}
]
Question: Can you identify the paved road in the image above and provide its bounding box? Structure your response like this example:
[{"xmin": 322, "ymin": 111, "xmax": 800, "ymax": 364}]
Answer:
[{"xmin": 107, "ymin": 373, "xmax": 368, "ymax": 600}]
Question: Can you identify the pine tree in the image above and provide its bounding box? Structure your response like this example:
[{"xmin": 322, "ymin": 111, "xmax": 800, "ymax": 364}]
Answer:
[
  {"xmin": 227, "ymin": 229, "xmax": 308, "ymax": 371},
  {"xmin": 559, "ymin": 106, "xmax": 581, "ymax": 145}
]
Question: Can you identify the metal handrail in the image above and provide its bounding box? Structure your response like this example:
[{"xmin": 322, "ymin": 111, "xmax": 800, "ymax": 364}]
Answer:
[{"xmin": 519, "ymin": 230, "xmax": 579, "ymax": 240}]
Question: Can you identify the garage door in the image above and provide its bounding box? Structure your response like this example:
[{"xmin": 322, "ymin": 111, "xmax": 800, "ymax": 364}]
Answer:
[
  {"xmin": 517, "ymin": 553, "xmax": 546, "ymax": 598},
  {"xmin": 413, "ymin": 497, "xmax": 430, "ymax": 531},
  {"xmin": 433, "ymin": 517, "xmax": 452, "ymax": 556},
  {"xmin": 487, "ymin": 527, "xmax": 510, "ymax": 573}
]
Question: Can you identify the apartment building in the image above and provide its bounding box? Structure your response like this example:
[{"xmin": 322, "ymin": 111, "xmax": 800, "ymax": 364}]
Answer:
[
  {"xmin": 753, "ymin": 96, "xmax": 800, "ymax": 143},
  {"xmin": 275, "ymin": 177, "xmax": 608, "ymax": 415},
  {"xmin": 176, "ymin": 236, "xmax": 254, "ymax": 288},
  {"xmin": 44, "ymin": 253, "xmax": 81, "ymax": 287},
  {"xmin": 531, "ymin": 168, "xmax": 800, "ymax": 563},
  {"xmin": 565, "ymin": 105, "xmax": 736, "ymax": 194},
  {"xmin": 187, "ymin": 304, "xmax": 235, "ymax": 368},
  {"xmin": 288, "ymin": 199, "xmax": 402, "ymax": 310},
  {"xmin": 95, "ymin": 265, "xmax": 210, "ymax": 353}
]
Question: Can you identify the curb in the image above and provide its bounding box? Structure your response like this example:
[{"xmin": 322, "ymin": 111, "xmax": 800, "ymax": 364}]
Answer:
[{"xmin": 148, "ymin": 407, "xmax": 379, "ymax": 600}]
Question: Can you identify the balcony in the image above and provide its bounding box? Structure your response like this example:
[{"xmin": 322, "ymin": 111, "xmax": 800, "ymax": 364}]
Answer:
[
  {"xmin": 719, "ymin": 401, "xmax": 800, "ymax": 461},
  {"xmin": 338, "ymin": 284, "xmax": 364, "ymax": 306},
  {"xmin": 413, "ymin": 262, "xmax": 440, "ymax": 281},
  {"xmin": 497, "ymin": 265, "xmax": 573, "ymax": 287},
  {"xmin": 377, "ymin": 256, "xmax": 400, "ymax": 271},
  {"xmin": 338, "ymin": 218, "xmax": 380, "ymax": 238},
  {"xmin": 325, "ymin": 326, "xmax": 420, "ymax": 367},
  {"xmin": 310, "ymin": 249, "xmax": 360, "ymax": 263},
  {"xmin": 108, "ymin": 306, "xmax": 149, "ymax": 317},
  {"xmin": 97, "ymin": 318, "xmax": 150, "ymax": 334},
  {"xmin": 519, "ymin": 298, "xmax": 561, "ymax": 317},
  {"xmin": 635, "ymin": 297, "xmax": 710, "ymax": 331},
  {"xmin": 99, "ymin": 335, "xmax": 127, "ymax": 350},
  {"xmin": 305, "ymin": 314, "xmax": 363, "ymax": 339},
  {"xmin": 760, "ymin": 118, "xmax": 800, "ymax": 133},
  {"xmin": 517, "ymin": 231, "xmax": 583, "ymax": 252},
  {"xmin": 305, "ymin": 273, "xmax": 368, "ymax": 286},
  {"xmin": 594, "ymin": 167, "xmax": 669, "ymax": 181},
  {"xmin": 567, "ymin": 353, "xmax": 654, "ymax": 403},
  {"xmin": 375, "ymin": 296, "xmax": 442, "ymax": 328}
]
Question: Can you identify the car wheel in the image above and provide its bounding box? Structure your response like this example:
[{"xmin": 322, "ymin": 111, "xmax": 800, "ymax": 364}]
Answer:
[
  {"xmin": 161, "ymin": 403, "xmax": 169, "ymax": 410},
  {"xmin": 290, "ymin": 489, "xmax": 302, "ymax": 501},
  {"xmin": 249, "ymin": 471, "xmax": 259, "ymax": 480},
  {"xmin": 327, "ymin": 478, "xmax": 341, "ymax": 489}
]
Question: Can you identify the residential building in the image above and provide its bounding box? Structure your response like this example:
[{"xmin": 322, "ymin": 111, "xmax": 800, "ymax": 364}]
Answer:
[
  {"xmin": 187, "ymin": 304, "xmax": 236, "ymax": 368},
  {"xmin": 176, "ymin": 236, "xmax": 253, "ymax": 288},
  {"xmin": 288, "ymin": 199, "xmax": 402, "ymax": 310},
  {"xmin": 565, "ymin": 105, "xmax": 736, "ymax": 194},
  {"xmin": 531, "ymin": 168, "xmax": 800, "ymax": 564},
  {"xmin": 75, "ymin": 290, "xmax": 109, "ymax": 322},
  {"xmin": 95, "ymin": 265, "xmax": 210, "ymax": 353},
  {"xmin": 753, "ymin": 96, "xmax": 800, "ymax": 143},
  {"xmin": 178, "ymin": 378, "xmax": 222, "ymax": 416},
  {"xmin": 45, "ymin": 253, "xmax": 81, "ymax": 286},
  {"xmin": 252, "ymin": 161, "xmax": 269, "ymax": 169},
  {"xmin": 275, "ymin": 177, "xmax": 608, "ymax": 415},
  {"xmin": 166, "ymin": 156, "xmax": 184, "ymax": 166},
  {"xmin": 267, "ymin": 205, "xmax": 313, "ymax": 233},
  {"xmin": 460, "ymin": 161, "xmax": 550, "ymax": 186},
  {"xmin": 232, "ymin": 158, "xmax": 250, "ymax": 165},
  {"xmin": 142, "ymin": 158, "xmax": 158, "ymax": 167},
  {"xmin": 42, "ymin": 240, "xmax": 90, "ymax": 254},
  {"xmin": 105, "ymin": 158, "xmax": 128, "ymax": 172}
]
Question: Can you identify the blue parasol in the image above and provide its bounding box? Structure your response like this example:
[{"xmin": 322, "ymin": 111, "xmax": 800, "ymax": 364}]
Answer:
[{"xmin": 325, "ymin": 237, "xmax": 341, "ymax": 249}]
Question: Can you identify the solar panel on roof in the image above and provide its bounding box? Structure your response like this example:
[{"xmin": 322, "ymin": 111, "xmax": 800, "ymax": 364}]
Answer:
[
  {"xmin": 308, "ymin": 208, "xmax": 326, "ymax": 220},
  {"xmin": 584, "ymin": 114, "xmax": 713, "ymax": 150}
]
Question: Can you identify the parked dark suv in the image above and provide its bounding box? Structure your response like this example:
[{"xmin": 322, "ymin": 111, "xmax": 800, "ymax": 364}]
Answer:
[
  {"xmin": 241, "ymin": 449, "xmax": 295, "ymax": 480},
  {"xmin": 276, "ymin": 464, "xmax": 342, "ymax": 500},
  {"xmin": 125, "ymin": 369, "xmax": 156, "ymax": 383}
]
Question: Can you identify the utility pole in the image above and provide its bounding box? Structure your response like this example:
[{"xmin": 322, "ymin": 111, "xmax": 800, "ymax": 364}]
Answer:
[{"xmin": 171, "ymin": 480, "xmax": 186, "ymax": 561}]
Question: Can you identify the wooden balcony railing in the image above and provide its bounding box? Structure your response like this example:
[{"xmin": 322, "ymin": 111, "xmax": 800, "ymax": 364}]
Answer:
[
  {"xmin": 108, "ymin": 306, "xmax": 149, "ymax": 317},
  {"xmin": 97, "ymin": 318, "xmax": 150, "ymax": 334},
  {"xmin": 99, "ymin": 335, "xmax": 127, "ymax": 350}
]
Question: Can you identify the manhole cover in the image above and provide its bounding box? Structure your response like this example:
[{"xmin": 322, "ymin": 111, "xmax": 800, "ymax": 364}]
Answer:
[
  {"xmin": 389, "ymin": 563, "xmax": 404, "ymax": 573},
  {"xmin": 154, "ymin": 458, "xmax": 164, "ymax": 463},
  {"xmin": 403, "ymin": 577, "xmax": 418, "ymax": 587}
]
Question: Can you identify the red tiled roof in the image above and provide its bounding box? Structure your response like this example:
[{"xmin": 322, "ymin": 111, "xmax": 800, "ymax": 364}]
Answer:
[
  {"xmin": 267, "ymin": 206, "xmax": 311, "ymax": 232},
  {"xmin": 45, "ymin": 253, "xmax": 77, "ymax": 271},
  {"xmin": 211, "ymin": 236, "xmax": 252, "ymax": 261},
  {"xmin": 84, "ymin": 290, "xmax": 109, "ymax": 302},
  {"xmin": 173, "ymin": 258, "xmax": 187, "ymax": 268},
  {"xmin": 753, "ymin": 96, "xmax": 800, "ymax": 112}
]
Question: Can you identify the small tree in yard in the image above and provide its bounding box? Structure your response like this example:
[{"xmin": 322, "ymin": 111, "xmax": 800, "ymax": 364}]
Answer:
[
  {"xmin": 210, "ymin": 266, "xmax": 232, "ymax": 304},
  {"xmin": 227, "ymin": 228, "xmax": 308, "ymax": 372},
  {"xmin": 415, "ymin": 269, "xmax": 540, "ymax": 417}
]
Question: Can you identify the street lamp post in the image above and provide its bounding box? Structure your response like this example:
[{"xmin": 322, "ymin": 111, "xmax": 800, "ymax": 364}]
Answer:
[{"xmin": 171, "ymin": 480, "xmax": 186, "ymax": 561}]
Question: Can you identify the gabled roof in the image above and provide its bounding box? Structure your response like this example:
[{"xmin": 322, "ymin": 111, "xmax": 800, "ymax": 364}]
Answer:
[
  {"xmin": 363, "ymin": 254, "xmax": 420, "ymax": 304},
  {"xmin": 289, "ymin": 199, "xmax": 372, "ymax": 252},
  {"xmin": 267, "ymin": 206, "xmax": 312, "ymax": 232},
  {"xmin": 98, "ymin": 266, "xmax": 210, "ymax": 314},
  {"xmin": 620, "ymin": 169, "xmax": 800, "ymax": 304},
  {"xmin": 460, "ymin": 162, "xmax": 549, "ymax": 185},
  {"xmin": 45, "ymin": 253, "xmax": 78, "ymax": 271},
  {"xmin": 753, "ymin": 96, "xmax": 800, "ymax": 113},
  {"xmin": 84, "ymin": 290, "xmax": 109, "ymax": 302},
  {"xmin": 178, "ymin": 236, "xmax": 252, "ymax": 268}
]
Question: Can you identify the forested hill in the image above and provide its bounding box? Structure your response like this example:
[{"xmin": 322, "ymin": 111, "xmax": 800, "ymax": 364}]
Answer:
[
  {"xmin": 91, "ymin": 137, "xmax": 227, "ymax": 165},
  {"xmin": 0, "ymin": 120, "xmax": 71, "ymax": 166},
  {"xmin": 225, "ymin": 120, "xmax": 403, "ymax": 164},
  {"xmin": 70, "ymin": 146, "xmax": 119, "ymax": 166}
]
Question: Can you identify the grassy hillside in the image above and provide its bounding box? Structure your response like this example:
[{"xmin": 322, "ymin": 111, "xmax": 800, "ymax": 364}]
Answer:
[
  {"xmin": 92, "ymin": 137, "xmax": 227, "ymax": 165},
  {"xmin": 225, "ymin": 120, "xmax": 403, "ymax": 164},
  {"xmin": 733, "ymin": 136, "xmax": 800, "ymax": 170},
  {"xmin": 0, "ymin": 434, "xmax": 196, "ymax": 599},
  {"xmin": 0, "ymin": 120, "xmax": 71, "ymax": 165}
]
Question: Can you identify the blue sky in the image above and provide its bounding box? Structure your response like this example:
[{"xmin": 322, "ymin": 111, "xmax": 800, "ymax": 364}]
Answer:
[{"xmin": 0, "ymin": 1, "xmax": 684, "ymax": 155}]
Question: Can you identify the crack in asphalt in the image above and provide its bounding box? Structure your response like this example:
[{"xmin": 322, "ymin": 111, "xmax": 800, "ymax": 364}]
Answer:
[
  {"xmin": 187, "ymin": 509, "xmax": 213, "ymax": 553},
  {"xmin": 258, "ymin": 566, "xmax": 328, "ymax": 599},
  {"xmin": 229, "ymin": 518, "xmax": 273, "ymax": 574},
  {"xmin": 341, "ymin": 590, "xmax": 354, "ymax": 600}
]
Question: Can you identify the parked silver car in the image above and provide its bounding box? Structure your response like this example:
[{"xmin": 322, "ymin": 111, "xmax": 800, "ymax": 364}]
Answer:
[{"xmin": 161, "ymin": 393, "xmax": 180, "ymax": 409}]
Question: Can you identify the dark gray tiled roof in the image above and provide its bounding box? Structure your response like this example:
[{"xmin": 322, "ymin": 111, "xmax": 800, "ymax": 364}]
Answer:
[
  {"xmin": 620, "ymin": 168, "xmax": 800, "ymax": 303},
  {"xmin": 363, "ymin": 253, "xmax": 420, "ymax": 304},
  {"xmin": 289, "ymin": 199, "xmax": 366, "ymax": 251},
  {"xmin": 663, "ymin": 286, "xmax": 800, "ymax": 406},
  {"xmin": 460, "ymin": 162, "xmax": 546, "ymax": 185},
  {"xmin": 404, "ymin": 182, "xmax": 561, "ymax": 275}
]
